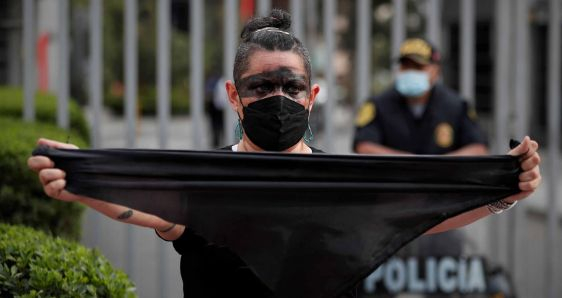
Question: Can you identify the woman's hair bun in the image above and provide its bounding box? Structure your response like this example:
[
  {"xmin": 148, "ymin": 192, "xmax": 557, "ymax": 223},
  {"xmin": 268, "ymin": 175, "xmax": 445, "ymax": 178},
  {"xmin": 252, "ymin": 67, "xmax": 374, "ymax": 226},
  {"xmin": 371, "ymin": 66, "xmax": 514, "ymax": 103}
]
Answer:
[{"xmin": 241, "ymin": 9, "xmax": 292, "ymax": 39}]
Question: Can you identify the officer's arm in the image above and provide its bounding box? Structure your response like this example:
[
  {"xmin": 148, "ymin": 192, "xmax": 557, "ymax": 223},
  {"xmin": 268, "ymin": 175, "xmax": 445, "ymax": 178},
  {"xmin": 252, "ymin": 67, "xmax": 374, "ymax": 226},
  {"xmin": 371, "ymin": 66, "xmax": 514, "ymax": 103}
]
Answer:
[
  {"xmin": 353, "ymin": 102, "xmax": 412, "ymax": 154},
  {"xmin": 451, "ymin": 101, "xmax": 488, "ymax": 156},
  {"xmin": 445, "ymin": 143, "xmax": 488, "ymax": 156},
  {"xmin": 355, "ymin": 142, "xmax": 412, "ymax": 155}
]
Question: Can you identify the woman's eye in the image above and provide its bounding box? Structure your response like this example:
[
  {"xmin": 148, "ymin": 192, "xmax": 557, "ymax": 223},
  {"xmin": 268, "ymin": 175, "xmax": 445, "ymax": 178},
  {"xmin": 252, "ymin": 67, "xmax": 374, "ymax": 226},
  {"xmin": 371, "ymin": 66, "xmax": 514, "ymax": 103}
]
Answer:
[
  {"xmin": 254, "ymin": 84, "xmax": 273, "ymax": 95},
  {"xmin": 285, "ymin": 85, "xmax": 305, "ymax": 97}
]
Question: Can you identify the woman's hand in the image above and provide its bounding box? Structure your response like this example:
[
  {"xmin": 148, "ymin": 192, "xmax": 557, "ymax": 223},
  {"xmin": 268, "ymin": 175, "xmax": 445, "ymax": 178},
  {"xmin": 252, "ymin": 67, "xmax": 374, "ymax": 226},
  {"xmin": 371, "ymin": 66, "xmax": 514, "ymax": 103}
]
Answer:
[
  {"xmin": 27, "ymin": 138, "xmax": 82, "ymax": 202},
  {"xmin": 505, "ymin": 136, "xmax": 542, "ymax": 203},
  {"xmin": 425, "ymin": 136, "xmax": 542, "ymax": 234}
]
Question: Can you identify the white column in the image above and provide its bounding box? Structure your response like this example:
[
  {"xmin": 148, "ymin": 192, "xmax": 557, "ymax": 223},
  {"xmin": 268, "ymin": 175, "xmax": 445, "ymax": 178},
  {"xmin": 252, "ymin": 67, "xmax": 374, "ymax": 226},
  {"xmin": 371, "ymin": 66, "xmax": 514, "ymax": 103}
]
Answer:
[
  {"xmin": 157, "ymin": 0, "xmax": 171, "ymax": 150},
  {"xmin": 156, "ymin": 0, "xmax": 171, "ymax": 296},
  {"xmin": 460, "ymin": 0, "xmax": 475, "ymax": 103},
  {"xmin": 124, "ymin": 0, "xmax": 138, "ymax": 149},
  {"xmin": 322, "ymin": 0, "xmax": 336, "ymax": 152},
  {"xmin": 290, "ymin": 0, "xmax": 304, "ymax": 40},
  {"xmin": 57, "ymin": 0, "xmax": 69, "ymax": 129},
  {"xmin": 124, "ymin": 0, "xmax": 138, "ymax": 282},
  {"xmin": 23, "ymin": 0, "xmax": 36, "ymax": 122},
  {"xmin": 391, "ymin": 0, "xmax": 406, "ymax": 75},
  {"xmin": 89, "ymin": 0, "xmax": 103, "ymax": 148},
  {"xmin": 490, "ymin": 0, "xmax": 512, "ymax": 270},
  {"xmin": 355, "ymin": 0, "xmax": 372, "ymax": 107},
  {"xmin": 425, "ymin": 0, "xmax": 441, "ymax": 48},
  {"xmin": 190, "ymin": 0, "xmax": 204, "ymax": 149},
  {"xmin": 223, "ymin": 0, "xmax": 238, "ymax": 144},
  {"xmin": 510, "ymin": 0, "xmax": 530, "ymax": 291},
  {"xmin": 546, "ymin": 0, "xmax": 561, "ymax": 297},
  {"xmin": 257, "ymin": 0, "xmax": 271, "ymax": 17}
]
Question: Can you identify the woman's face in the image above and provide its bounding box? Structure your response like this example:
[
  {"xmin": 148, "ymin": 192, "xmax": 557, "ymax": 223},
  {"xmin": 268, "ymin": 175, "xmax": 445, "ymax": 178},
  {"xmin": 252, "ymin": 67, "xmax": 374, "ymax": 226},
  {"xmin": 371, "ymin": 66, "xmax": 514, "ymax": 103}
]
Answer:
[{"xmin": 227, "ymin": 50, "xmax": 320, "ymax": 118}]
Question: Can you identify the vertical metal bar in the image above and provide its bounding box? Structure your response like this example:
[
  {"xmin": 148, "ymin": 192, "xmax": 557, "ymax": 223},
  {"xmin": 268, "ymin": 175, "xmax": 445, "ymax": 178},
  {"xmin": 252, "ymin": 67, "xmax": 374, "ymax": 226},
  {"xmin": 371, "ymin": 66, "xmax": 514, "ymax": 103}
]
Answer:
[
  {"xmin": 23, "ymin": 0, "xmax": 36, "ymax": 122},
  {"xmin": 322, "ymin": 0, "xmax": 335, "ymax": 152},
  {"xmin": 157, "ymin": 0, "xmax": 171, "ymax": 150},
  {"xmin": 156, "ymin": 1, "xmax": 171, "ymax": 296},
  {"xmin": 391, "ymin": 0, "xmax": 405, "ymax": 74},
  {"xmin": 90, "ymin": 0, "xmax": 103, "ymax": 148},
  {"xmin": 124, "ymin": 0, "xmax": 138, "ymax": 282},
  {"xmin": 491, "ymin": 0, "xmax": 512, "ymax": 267},
  {"xmin": 355, "ymin": 0, "xmax": 371, "ymax": 107},
  {"xmin": 546, "ymin": 0, "xmax": 560, "ymax": 297},
  {"xmin": 124, "ymin": 0, "xmax": 138, "ymax": 149},
  {"xmin": 257, "ymin": 0, "xmax": 271, "ymax": 17},
  {"xmin": 425, "ymin": 0, "xmax": 441, "ymax": 48},
  {"xmin": 513, "ymin": 0, "xmax": 529, "ymax": 139},
  {"xmin": 460, "ymin": 0, "xmax": 475, "ymax": 103},
  {"xmin": 493, "ymin": 0, "xmax": 511, "ymax": 155},
  {"xmin": 190, "ymin": 0, "xmax": 204, "ymax": 150},
  {"xmin": 57, "ymin": 0, "xmax": 69, "ymax": 129},
  {"xmin": 510, "ymin": 0, "xmax": 530, "ymax": 291},
  {"xmin": 88, "ymin": 0, "xmax": 103, "ymax": 258},
  {"xmin": 223, "ymin": 0, "xmax": 238, "ymax": 145},
  {"xmin": 290, "ymin": 0, "xmax": 304, "ymax": 40},
  {"xmin": 306, "ymin": 0, "xmax": 317, "ymax": 49}
]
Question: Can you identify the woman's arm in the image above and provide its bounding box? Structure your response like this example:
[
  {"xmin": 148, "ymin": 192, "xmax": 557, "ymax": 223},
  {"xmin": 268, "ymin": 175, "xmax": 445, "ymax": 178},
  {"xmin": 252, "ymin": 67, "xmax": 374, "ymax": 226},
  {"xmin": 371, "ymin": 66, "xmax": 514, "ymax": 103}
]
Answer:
[
  {"xmin": 425, "ymin": 136, "xmax": 541, "ymax": 234},
  {"xmin": 28, "ymin": 138, "xmax": 184, "ymax": 241}
]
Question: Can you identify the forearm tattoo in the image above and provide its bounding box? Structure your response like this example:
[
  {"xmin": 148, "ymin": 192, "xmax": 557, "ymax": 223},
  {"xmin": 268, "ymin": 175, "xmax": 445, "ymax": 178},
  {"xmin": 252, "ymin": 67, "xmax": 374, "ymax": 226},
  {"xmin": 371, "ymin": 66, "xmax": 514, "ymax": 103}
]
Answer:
[{"xmin": 117, "ymin": 209, "xmax": 133, "ymax": 220}]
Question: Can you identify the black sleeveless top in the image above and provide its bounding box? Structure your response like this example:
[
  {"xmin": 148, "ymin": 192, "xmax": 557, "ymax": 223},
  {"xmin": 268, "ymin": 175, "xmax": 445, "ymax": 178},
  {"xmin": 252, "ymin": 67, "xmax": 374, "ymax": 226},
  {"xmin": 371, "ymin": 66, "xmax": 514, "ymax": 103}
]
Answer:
[{"xmin": 171, "ymin": 145, "xmax": 356, "ymax": 297}]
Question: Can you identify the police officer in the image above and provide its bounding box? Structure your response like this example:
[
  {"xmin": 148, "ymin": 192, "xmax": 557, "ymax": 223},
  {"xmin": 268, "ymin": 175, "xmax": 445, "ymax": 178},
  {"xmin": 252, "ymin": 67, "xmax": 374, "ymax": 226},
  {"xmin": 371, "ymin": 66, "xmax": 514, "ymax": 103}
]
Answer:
[
  {"xmin": 353, "ymin": 38, "xmax": 489, "ymax": 296},
  {"xmin": 353, "ymin": 38, "xmax": 488, "ymax": 156}
]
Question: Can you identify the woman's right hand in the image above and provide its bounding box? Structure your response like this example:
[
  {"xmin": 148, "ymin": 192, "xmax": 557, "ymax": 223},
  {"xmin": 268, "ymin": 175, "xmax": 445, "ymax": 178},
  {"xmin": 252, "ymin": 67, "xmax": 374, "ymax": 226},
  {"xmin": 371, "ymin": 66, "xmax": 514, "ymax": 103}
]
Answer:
[{"xmin": 28, "ymin": 138, "xmax": 82, "ymax": 202}]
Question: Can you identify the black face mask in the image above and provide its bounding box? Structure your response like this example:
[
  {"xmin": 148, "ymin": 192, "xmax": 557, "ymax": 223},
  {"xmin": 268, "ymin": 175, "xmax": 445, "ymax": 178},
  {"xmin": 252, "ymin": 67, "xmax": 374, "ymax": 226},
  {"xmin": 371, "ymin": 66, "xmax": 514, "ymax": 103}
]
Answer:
[{"xmin": 241, "ymin": 95, "xmax": 309, "ymax": 151}]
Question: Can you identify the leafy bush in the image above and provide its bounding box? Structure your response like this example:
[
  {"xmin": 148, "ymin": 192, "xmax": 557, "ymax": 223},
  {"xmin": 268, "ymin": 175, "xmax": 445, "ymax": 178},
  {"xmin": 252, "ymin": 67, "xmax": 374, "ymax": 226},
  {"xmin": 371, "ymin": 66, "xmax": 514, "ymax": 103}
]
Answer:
[
  {"xmin": 104, "ymin": 82, "xmax": 190, "ymax": 115},
  {"xmin": 0, "ymin": 223, "xmax": 136, "ymax": 297},
  {"xmin": 0, "ymin": 86, "xmax": 90, "ymax": 142},
  {"xmin": 0, "ymin": 118, "xmax": 88, "ymax": 240}
]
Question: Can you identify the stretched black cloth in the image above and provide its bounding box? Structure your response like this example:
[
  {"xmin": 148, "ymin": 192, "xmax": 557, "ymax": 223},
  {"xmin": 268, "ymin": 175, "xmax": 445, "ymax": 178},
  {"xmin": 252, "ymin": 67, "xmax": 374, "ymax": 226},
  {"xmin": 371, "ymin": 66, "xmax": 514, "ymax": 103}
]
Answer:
[{"xmin": 32, "ymin": 146, "xmax": 520, "ymax": 298}]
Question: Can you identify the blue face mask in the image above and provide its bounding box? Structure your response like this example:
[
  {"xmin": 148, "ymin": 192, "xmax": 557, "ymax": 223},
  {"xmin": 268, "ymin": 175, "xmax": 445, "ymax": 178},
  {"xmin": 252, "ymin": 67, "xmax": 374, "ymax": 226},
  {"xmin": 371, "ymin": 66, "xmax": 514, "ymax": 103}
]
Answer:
[{"xmin": 395, "ymin": 70, "xmax": 430, "ymax": 98}]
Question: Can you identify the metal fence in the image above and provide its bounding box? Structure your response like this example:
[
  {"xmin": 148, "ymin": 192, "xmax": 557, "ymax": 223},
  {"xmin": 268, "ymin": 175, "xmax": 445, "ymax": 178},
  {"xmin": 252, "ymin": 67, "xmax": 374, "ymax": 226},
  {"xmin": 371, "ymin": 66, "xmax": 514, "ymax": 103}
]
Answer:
[{"xmin": 16, "ymin": 0, "xmax": 562, "ymax": 297}]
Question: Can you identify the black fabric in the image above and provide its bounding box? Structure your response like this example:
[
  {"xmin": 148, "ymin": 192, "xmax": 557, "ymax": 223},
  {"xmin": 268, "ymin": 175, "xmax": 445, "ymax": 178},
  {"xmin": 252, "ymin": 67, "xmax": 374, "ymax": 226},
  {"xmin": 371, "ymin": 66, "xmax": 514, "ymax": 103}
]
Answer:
[
  {"xmin": 32, "ymin": 146, "xmax": 520, "ymax": 298},
  {"xmin": 353, "ymin": 84, "xmax": 487, "ymax": 154},
  {"xmin": 176, "ymin": 144, "xmax": 326, "ymax": 297}
]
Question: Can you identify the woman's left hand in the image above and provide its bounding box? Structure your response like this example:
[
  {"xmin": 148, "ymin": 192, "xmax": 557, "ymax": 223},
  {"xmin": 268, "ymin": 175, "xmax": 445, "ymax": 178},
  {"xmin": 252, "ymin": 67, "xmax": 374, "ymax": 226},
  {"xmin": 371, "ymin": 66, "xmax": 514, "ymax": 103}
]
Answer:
[{"xmin": 505, "ymin": 136, "xmax": 542, "ymax": 203}]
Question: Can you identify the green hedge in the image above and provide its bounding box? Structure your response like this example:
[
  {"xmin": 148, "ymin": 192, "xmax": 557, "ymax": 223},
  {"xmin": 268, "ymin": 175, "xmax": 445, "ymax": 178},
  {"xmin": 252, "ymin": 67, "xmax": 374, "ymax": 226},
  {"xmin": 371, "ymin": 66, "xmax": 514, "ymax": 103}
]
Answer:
[
  {"xmin": 0, "ymin": 86, "xmax": 90, "ymax": 142},
  {"xmin": 104, "ymin": 83, "xmax": 190, "ymax": 115},
  {"xmin": 0, "ymin": 223, "xmax": 136, "ymax": 297},
  {"xmin": 0, "ymin": 118, "xmax": 88, "ymax": 240}
]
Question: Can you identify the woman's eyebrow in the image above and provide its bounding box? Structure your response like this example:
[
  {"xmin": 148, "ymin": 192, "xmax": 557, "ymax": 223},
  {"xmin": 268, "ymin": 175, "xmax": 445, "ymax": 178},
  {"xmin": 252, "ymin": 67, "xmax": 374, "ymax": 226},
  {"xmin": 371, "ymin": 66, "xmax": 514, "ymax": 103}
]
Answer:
[{"xmin": 239, "ymin": 68, "xmax": 307, "ymax": 85}]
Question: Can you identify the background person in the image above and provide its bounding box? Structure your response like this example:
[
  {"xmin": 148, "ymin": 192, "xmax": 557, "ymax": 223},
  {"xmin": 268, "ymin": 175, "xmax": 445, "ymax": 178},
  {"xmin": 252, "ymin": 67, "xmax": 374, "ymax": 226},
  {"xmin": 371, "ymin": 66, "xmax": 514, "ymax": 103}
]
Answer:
[
  {"xmin": 353, "ymin": 37, "xmax": 490, "ymax": 296},
  {"xmin": 353, "ymin": 38, "xmax": 487, "ymax": 156}
]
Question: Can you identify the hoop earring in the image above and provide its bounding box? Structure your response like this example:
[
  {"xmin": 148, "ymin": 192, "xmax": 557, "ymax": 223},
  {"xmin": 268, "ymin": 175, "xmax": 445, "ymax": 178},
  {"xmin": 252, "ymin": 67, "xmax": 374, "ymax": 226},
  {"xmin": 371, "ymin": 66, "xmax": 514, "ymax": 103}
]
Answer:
[
  {"xmin": 304, "ymin": 124, "xmax": 314, "ymax": 144},
  {"xmin": 235, "ymin": 119, "xmax": 244, "ymax": 141}
]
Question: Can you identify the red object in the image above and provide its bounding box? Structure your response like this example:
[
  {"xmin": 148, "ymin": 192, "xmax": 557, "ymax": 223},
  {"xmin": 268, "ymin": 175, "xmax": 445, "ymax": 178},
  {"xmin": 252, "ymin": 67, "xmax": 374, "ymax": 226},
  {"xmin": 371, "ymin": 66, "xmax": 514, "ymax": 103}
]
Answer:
[
  {"xmin": 240, "ymin": 0, "xmax": 254, "ymax": 22},
  {"xmin": 37, "ymin": 33, "xmax": 50, "ymax": 91}
]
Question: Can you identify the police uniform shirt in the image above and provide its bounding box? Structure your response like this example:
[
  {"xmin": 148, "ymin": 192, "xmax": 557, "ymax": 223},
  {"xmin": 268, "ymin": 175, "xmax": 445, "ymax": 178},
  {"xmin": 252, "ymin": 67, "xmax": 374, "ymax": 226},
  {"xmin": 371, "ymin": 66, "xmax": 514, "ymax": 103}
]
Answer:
[{"xmin": 353, "ymin": 84, "xmax": 487, "ymax": 155}]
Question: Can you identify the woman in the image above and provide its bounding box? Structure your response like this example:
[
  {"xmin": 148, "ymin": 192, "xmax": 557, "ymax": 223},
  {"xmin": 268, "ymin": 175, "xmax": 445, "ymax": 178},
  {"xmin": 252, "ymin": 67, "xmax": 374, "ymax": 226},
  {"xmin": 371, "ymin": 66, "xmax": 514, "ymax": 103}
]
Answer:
[{"xmin": 28, "ymin": 9, "xmax": 541, "ymax": 297}]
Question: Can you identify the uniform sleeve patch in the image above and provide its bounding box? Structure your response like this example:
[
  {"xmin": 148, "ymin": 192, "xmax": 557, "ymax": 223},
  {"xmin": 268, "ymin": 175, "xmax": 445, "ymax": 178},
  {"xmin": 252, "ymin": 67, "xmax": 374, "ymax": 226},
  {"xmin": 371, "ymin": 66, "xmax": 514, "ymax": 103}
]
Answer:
[
  {"xmin": 435, "ymin": 122, "xmax": 454, "ymax": 148},
  {"xmin": 355, "ymin": 102, "xmax": 376, "ymax": 127}
]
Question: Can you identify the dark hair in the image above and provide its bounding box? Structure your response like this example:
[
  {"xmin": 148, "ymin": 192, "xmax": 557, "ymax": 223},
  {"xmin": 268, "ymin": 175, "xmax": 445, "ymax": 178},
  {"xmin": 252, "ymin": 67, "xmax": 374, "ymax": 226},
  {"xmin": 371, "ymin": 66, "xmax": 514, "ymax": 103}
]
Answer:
[{"xmin": 234, "ymin": 9, "xmax": 311, "ymax": 87}]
